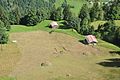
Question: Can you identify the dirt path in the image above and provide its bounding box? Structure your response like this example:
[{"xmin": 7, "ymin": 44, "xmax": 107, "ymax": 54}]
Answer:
[{"xmin": 9, "ymin": 31, "xmax": 104, "ymax": 80}]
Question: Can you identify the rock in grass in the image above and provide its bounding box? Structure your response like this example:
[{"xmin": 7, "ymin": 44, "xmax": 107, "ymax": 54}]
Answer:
[
  {"xmin": 41, "ymin": 61, "xmax": 52, "ymax": 67},
  {"xmin": 66, "ymin": 73, "xmax": 72, "ymax": 77},
  {"xmin": 12, "ymin": 40, "xmax": 17, "ymax": 43}
]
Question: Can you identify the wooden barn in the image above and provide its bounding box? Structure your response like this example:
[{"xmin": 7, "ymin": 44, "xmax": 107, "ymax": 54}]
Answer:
[
  {"xmin": 50, "ymin": 21, "xmax": 59, "ymax": 29},
  {"xmin": 85, "ymin": 35, "xmax": 98, "ymax": 45}
]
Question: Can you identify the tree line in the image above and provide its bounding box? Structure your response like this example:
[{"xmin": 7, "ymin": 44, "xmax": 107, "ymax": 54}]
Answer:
[
  {"xmin": 0, "ymin": 0, "xmax": 56, "ymax": 43},
  {"xmin": 0, "ymin": 0, "xmax": 120, "ymax": 46}
]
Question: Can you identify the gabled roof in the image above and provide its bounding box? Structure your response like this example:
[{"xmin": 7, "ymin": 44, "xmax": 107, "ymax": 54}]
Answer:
[
  {"xmin": 86, "ymin": 35, "xmax": 98, "ymax": 43},
  {"xmin": 50, "ymin": 21, "xmax": 58, "ymax": 27}
]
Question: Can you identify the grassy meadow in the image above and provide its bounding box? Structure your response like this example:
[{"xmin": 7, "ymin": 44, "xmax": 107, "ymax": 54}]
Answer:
[
  {"xmin": 8, "ymin": 19, "xmax": 120, "ymax": 80},
  {"xmin": 8, "ymin": 29, "xmax": 120, "ymax": 80},
  {"xmin": 0, "ymin": 0, "xmax": 120, "ymax": 80},
  {"xmin": 10, "ymin": 20, "xmax": 120, "ymax": 50},
  {"xmin": 0, "ymin": 42, "xmax": 21, "ymax": 80}
]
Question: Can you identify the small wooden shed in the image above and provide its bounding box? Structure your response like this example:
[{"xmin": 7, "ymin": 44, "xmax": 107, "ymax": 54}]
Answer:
[
  {"xmin": 50, "ymin": 21, "xmax": 59, "ymax": 29},
  {"xmin": 85, "ymin": 35, "xmax": 98, "ymax": 44}
]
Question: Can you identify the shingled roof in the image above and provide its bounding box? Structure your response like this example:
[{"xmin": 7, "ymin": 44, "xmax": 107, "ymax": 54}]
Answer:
[
  {"xmin": 50, "ymin": 21, "xmax": 58, "ymax": 28},
  {"xmin": 86, "ymin": 35, "xmax": 98, "ymax": 44}
]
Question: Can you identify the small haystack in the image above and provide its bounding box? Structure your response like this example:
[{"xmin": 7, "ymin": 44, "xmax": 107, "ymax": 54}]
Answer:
[
  {"xmin": 41, "ymin": 61, "xmax": 52, "ymax": 67},
  {"xmin": 12, "ymin": 40, "xmax": 17, "ymax": 43}
]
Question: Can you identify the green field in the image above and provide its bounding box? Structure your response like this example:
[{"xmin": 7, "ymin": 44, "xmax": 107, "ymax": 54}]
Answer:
[
  {"xmin": 90, "ymin": 20, "xmax": 120, "ymax": 29},
  {"xmin": 10, "ymin": 20, "xmax": 120, "ymax": 51},
  {"xmin": 0, "ymin": 77, "xmax": 16, "ymax": 80},
  {"xmin": 10, "ymin": 20, "xmax": 85, "ymax": 40}
]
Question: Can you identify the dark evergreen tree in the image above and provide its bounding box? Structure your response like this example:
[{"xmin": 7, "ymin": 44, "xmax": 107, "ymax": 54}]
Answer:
[
  {"xmin": 63, "ymin": 4, "xmax": 72, "ymax": 21},
  {"xmin": 50, "ymin": 6, "xmax": 63, "ymax": 21},
  {"xmin": 20, "ymin": 11, "xmax": 38, "ymax": 26},
  {"xmin": 78, "ymin": 4, "xmax": 94, "ymax": 35},
  {"xmin": 55, "ymin": 7, "xmax": 63, "ymax": 21},
  {"xmin": 115, "ymin": 27, "xmax": 120, "ymax": 46},
  {"xmin": 65, "ymin": 16, "xmax": 80, "ymax": 31},
  {"xmin": 0, "ymin": 5, "xmax": 11, "ymax": 31},
  {"xmin": 97, "ymin": 20, "xmax": 117, "ymax": 44},
  {"xmin": 61, "ymin": 0, "xmax": 68, "ymax": 8},
  {"xmin": 103, "ymin": 0, "xmax": 120, "ymax": 20},
  {"xmin": 79, "ymin": 18, "xmax": 93, "ymax": 35},
  {"xmin": 0, "ymin": 20, "xmax": 8, "ymax": 44},
  {"xmin": 90, "ymin": 2, "xmax": 103, "ymax": 21},
  {"xmin": 79, "ymin": 4, "xmax": 90, "ymax": 20},
  {"xmin": 0, "ymin": 0, "xmax": 56, "ymax": 26}
]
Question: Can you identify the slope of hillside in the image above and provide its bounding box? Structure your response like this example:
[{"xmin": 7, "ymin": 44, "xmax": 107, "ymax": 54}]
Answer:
[
  {"xmin": 0, "ymin": 43, "xmax": 21, "ymax": 76},
  {"xmin": 8, "ymin": 31, "xmax": 120, "ymax": 80},
  {"xmin": 1, "ymin": 0, "xmax": 120, "ymax": 80},
  {"xmin": 10, "ymin": 20, "xmax": 120, "ymax": 51}
]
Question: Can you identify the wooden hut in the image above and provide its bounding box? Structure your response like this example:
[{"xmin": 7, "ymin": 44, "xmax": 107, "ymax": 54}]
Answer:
[
  {"xmin": 50, "ymin": 21, "xmax": 59, "ymax": 29},
  {"xmin": 85, "ymin": 35, "xmax": 98, "ymax": 45}
]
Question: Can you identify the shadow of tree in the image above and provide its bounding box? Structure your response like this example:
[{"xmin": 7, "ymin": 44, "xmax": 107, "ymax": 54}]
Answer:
[
  {"xmin": 58, "ymin": 21, "xmax": 71, "ymax": 29},
  {"xmin": 106, "ymin": 58, "xmax": 120, "ymax": 62},
  {"xmin": 58, "ymin": 25, "xmax": 71, "ymax": 29},
  {"xmin": 109, "ymin": 51, "xmax": 120, "ymax": 55},
  {"xmin": 97, "ymin": 58, "xmax": 120, "ymax": 68},
  {"xmin": 45, "ymin": 25, "xmax": 51, "ymax": 28},
  {"xmin": 78, "ymin": 40, "xmax": 87, "ymax": 45}
]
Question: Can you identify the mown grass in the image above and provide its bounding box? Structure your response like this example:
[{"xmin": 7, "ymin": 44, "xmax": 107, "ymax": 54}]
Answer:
[
  {"xmin": 10, "ymin": 20, "xmax": 120, "ymax": 50},
  {"xmin": 10, "ymin": 20, "xmax": 85, "ymax": 40},
  {"xmin": 48, "ymin": 54, "xmax": 120, "ymax": 80},
  {"xmin": 2, "ymin": 0, "xmax": 120, "ymax": 80},
  {"xmin": 98, "ymin": 39, "xmax": 120, "ymax": 51},
  {"xmin": 9, "ymin": 20, "xmax": 120, "ymax": 80},
  {"xmin": 0, "ymin": 77, "xmax": 15, "ymax": 80},
  {"xmin": 0, "ymin": 42, "xmax": 21, "ymax": 80},
  {"xmin": 10, "ymin": 20, "xmax": 51, "ymax": 33}
]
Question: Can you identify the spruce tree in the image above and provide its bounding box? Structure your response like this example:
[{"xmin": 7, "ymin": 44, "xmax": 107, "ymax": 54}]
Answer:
[
  {"xmin": 79, "ymin": 4, "xmax": 90, "ymax": 20},
  {"xmin": 0, "ymin": 20, "xmax": 8, "ymax": 44},
  {"xmin": 63, "ymin": 5, "xmax": 72, "ymax": 21}
]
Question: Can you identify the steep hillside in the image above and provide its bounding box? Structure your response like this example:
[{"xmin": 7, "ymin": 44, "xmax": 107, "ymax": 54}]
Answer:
[{"xmin": 8, "ymin": 31, "xmax": 120, "ymax": 80}]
